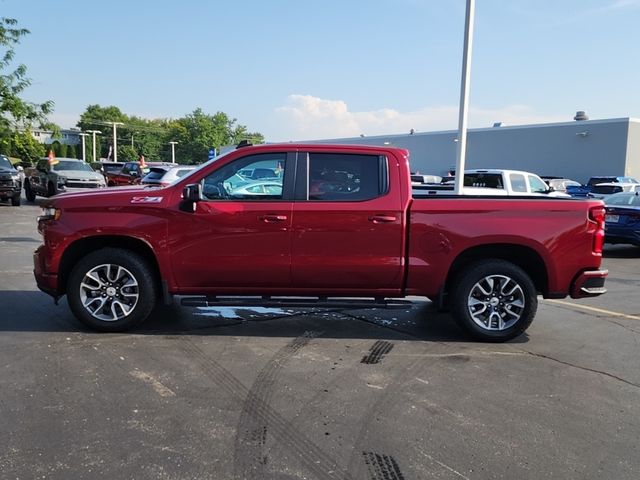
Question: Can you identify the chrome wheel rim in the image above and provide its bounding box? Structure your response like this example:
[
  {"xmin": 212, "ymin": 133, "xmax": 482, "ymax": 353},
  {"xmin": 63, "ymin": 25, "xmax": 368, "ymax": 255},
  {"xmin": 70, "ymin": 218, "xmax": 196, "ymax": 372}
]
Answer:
[
  {"xmin": 79, "ymin": 264, "xmax": 139, "ymax": 322},
  {"xmin": 467, "ymin": 274, "xmax": 525, "ymax": 331}
]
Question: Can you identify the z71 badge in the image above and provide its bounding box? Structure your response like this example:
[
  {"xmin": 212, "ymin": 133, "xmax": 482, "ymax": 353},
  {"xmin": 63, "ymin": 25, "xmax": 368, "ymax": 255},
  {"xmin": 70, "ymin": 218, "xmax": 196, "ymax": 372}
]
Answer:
[{"xmin": 130, "ymin": 196, "xmax": 163, "ymax": 204}]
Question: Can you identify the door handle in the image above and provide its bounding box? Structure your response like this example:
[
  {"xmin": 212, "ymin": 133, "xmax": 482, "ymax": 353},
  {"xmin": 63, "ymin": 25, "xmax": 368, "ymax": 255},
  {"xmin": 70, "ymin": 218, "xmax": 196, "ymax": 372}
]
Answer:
[
  {"xmin": 368, "ymin": 215, "xmax": 397, "ymax": 224},
  {"xmin": 259, "ymin": 214, "xmax": 288, "ymax": 223}
]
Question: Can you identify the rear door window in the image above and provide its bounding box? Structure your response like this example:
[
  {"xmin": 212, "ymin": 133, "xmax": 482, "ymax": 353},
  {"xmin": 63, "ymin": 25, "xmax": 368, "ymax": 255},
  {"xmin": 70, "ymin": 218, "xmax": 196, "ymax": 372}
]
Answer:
[{"xmin": 306, "ymin": 153, "xmax": 387, "ymax": 201}]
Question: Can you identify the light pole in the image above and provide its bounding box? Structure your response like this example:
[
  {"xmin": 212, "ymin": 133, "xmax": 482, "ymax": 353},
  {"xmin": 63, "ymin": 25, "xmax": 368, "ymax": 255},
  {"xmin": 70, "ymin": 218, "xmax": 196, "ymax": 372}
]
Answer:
[
  {"xmin": 79, "ymin": 132, "xmax": 89, "ymax": 162},
  {"xmin": 454, "ymin": 0, "xmax": 475, "ymax": 195},
  {"xmin": 169, "ymin": 141, "xmax": 178, "ymax": 164},
  {"xmin": 86, "ymin": 130, "xmax": 102, "ymax": 163},
  {"xmin": 107, "ymin": 121, "xmax": 124, "ymax": 162}
]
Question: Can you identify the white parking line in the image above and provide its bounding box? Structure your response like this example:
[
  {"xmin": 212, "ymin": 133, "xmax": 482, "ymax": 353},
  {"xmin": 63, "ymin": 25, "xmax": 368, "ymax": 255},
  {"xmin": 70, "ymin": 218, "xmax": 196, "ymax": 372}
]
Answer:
[{"xmin": 544, "ymin": 299, "xmax": 640, "ymax": 321}]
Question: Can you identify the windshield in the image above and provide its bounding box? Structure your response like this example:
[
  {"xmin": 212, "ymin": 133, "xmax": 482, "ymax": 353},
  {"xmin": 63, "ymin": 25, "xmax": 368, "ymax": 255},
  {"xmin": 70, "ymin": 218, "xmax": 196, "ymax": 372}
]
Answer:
[
  {"xmin": 52, "ymin": 160, "xmax": 95, "ymax": 172},
  {"xmin": 0, "ymin": 156, "xmax": 13, "ymax": 170}
]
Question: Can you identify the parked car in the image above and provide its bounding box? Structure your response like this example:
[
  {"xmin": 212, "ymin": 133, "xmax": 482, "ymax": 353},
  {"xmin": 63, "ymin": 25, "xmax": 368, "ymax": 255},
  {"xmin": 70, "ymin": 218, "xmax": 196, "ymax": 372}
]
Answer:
[
  {"xmin": 34, "ymin": 143, "xmax": 607, "ymax": 342},
  {"xmin": 230, "ymin": 181, "xmax": 283, "ymax": 197},
  {"xmin": 25, "ymin": 157, "xmax": 106, "ymax": 200},
  {"xmin": 0, "ymin": 154, "xmax": 24, "ymax": 206},
  {"xmin": 603, "ymin": 192, "xmax": 640, "ymax": 246},
  {"xmin": 566, "ymin": 176, "xmax": 640, "ymax": 198},
  {"xmin": 542, "ymin": 177, "xmax": 582, "ymax": 194},
  {"xmin": 91, "ymin": 162, "xmax": 123, "ymax": 182},
  {"xmin": 141, "ymin": 165, "xmax": 197, "ymax": 187},
  {"xmin": 588, "ymin": 183, "xmax": 640, "ymax": 200},
  {"xmin": 106, "ymin": 161, "xmax": 174, "ymax": 186}
]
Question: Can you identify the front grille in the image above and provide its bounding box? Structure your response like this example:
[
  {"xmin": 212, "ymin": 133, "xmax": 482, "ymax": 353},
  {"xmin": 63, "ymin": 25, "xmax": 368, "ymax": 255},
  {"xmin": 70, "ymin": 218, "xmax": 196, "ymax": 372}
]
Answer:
[
  {"xmin": 66, "ymin": 182, "xmax": 101, "ymax": 188},
  {"xmin": 0, "ymin": 179, "xmax": 14, "ymax": 187}
]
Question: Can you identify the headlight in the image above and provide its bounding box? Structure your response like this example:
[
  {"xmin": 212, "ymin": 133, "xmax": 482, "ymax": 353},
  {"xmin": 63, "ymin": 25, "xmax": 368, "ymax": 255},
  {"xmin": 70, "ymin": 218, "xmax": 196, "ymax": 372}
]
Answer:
[{"xmin": 39, "ymin": 206, "xmax": 62, "ymax": 221}]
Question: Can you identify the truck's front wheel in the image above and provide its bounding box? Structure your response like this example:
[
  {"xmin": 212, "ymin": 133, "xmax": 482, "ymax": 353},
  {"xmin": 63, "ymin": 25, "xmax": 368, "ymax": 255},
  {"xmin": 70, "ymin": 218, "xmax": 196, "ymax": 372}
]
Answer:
[
  {"xmin": 67, "ymin": 248, "xmax": 157, "ymax": 332},
  {"xmin": 450, "ymin": 260, "xmax": 537, "ymax": 342}
]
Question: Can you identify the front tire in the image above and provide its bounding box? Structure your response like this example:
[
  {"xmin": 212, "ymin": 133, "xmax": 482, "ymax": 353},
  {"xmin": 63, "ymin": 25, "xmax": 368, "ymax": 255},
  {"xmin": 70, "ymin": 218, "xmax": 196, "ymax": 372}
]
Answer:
[
  {"xmin": 11, "ymin": 192, "xmax": 20, "ymax": 206},
  {"xmin": 47, "ymin": 182, "xmax": 57, "ymax": 197},
  {"xmin": 67, "ymin": 248, "xmax": 158, "ymax": 332},
  {"xmin": 450, "ymin": 260, "xmax": 537, "ymax": 342}
]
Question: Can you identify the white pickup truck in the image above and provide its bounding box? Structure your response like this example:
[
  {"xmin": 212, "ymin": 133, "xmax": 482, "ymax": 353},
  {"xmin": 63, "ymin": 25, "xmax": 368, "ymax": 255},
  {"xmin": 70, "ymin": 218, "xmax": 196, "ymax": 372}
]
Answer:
[{"xmin": 413, "ymin": 169, "xmax": 571, "ymax": 197}]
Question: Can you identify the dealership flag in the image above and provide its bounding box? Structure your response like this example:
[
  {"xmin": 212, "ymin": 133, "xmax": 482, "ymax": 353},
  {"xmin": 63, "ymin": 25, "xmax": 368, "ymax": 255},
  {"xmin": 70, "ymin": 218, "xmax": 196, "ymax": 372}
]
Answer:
[{"xmin": 48, "ymin": 150, "xmax": 59, "ymax": 166}]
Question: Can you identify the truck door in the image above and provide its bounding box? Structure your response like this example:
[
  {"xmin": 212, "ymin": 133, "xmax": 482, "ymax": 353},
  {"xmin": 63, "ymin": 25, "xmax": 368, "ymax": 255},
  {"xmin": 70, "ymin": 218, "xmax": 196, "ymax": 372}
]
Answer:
[
  {"xmin": 291, "ymin": 152, "xmax": 404, "ymax": 291},
  {"xmin": 169, "ymin": 152, "xmax": 294, "ymax": 290}
]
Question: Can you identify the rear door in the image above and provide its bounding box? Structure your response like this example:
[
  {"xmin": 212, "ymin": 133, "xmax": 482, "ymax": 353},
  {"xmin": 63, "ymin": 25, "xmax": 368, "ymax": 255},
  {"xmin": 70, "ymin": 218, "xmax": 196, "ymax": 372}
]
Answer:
[
  {"xmin": 169, "ymin": 151, "xmax": 295, "ymax": 290},
  {"xmin": 291, "ymin": 151, "xmax": 404, "ymax": 290}
]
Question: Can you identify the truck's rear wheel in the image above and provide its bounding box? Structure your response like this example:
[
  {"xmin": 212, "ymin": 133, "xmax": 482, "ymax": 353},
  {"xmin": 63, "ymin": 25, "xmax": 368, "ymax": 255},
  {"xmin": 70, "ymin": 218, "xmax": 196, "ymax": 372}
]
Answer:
[
  {"xmin": 67, "ymin": 248, "xmax": 157, "ymax": 332},
  {"xmin": 450, "ymin": 260, "xmax": 537, "ymax": 342},
  {"xmin": 25, "ymin": 183, "xmax": 36, "ymax": 202}
]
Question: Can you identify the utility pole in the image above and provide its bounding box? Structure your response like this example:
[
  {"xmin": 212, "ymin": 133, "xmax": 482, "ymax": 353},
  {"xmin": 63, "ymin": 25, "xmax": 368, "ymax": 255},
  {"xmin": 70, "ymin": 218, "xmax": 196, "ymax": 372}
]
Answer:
[
  {"xmin": 107, "ymin": 122, "xmax": 124, "ymax": 162},
  {"xmin": 169, "ymin": 141, "xmax": 178, "ymax": 164},
  {"xmin": 454, "ymin": 0, "xmax": 475, "ymax": 195},
  {"xmin": 79, "ymin": 133, "xmax": 89, "ymax": 162},
  {"xmin": 86, "ymin": 130, "xmax": 102, "ymax": 163}
]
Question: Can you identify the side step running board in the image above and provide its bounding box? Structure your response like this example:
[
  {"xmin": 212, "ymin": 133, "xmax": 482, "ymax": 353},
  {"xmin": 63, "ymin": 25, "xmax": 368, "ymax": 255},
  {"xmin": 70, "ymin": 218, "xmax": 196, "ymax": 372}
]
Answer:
[{"xmin": 180, "ymin": 295, "xmax": 414, "ymax": 310}]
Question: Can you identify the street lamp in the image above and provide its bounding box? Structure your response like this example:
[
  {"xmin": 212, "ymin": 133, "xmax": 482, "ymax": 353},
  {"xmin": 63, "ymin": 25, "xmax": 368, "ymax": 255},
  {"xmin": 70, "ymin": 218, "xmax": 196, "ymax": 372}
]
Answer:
[
  {"xmin": 86, "ymin": 130, "xmax": 102, "ymax": 163},
  {"xmin": 107, "ymin": 122, "xmax": 124, "ymax": 162},
  {"xmin": 79, "ymin": 132, "xmax": 89, "ymax": 162},
  {"xmin": 169, "ymin": 141, "xmax": 178, "ymax": 164}
]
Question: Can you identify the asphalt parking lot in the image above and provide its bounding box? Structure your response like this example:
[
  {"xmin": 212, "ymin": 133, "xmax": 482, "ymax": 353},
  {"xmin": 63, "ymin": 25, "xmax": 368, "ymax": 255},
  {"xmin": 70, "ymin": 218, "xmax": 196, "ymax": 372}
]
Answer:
[{"xmin": 1, "ymin": 197, "xmax": 639, "ymax": 480}]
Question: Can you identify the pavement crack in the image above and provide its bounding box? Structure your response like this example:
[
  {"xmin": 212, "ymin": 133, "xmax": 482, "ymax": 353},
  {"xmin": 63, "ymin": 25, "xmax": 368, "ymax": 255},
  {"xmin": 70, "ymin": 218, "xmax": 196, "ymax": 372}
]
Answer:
[{"xmin": 521, "ymin": 349, "xmax": 640, "ymax": 389}]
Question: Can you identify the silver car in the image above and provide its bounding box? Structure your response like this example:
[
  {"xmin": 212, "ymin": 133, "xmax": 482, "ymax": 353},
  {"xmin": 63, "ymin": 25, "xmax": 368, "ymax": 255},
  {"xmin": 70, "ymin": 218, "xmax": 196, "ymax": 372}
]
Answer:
[{"xmin": 141, "ymin": 165, "xmax": 197, "ymax": 187}]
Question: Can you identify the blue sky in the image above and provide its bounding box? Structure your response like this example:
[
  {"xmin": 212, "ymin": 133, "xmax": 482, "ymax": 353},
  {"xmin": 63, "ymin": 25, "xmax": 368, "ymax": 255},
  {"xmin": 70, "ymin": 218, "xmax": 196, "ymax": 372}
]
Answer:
[{"xmin": 2, "ymin": 0, "xmax": 640, "ymax": 141}]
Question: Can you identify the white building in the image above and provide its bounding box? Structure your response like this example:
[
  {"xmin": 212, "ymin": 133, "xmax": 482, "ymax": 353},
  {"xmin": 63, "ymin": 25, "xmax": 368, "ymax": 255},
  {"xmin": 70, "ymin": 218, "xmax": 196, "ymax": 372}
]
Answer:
[
  {"xmin": 308, "ymin": 115, "xmax": 640, "ymax": 184},
  {"xmin": 30, "ymin": 128, "xmax": 81, "ymax": 146}
]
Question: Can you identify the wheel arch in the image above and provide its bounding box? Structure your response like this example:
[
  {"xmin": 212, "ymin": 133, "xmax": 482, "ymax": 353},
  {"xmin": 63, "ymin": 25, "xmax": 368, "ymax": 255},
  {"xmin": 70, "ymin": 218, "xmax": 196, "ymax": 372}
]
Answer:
[
  {"xmin": 445, "ymin": 244, "xmax": 548, "ymax": 300},
  {"xmin": 59, "ymin": 235, "xmax": 163, "ymax": 297}
]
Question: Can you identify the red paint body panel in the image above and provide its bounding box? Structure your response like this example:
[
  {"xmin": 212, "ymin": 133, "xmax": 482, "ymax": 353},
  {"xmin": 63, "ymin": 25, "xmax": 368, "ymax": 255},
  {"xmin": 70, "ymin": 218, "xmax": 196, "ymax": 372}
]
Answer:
[{"xmin": 33, "ymin": 143, "xmax": 606, "ymax": 303}]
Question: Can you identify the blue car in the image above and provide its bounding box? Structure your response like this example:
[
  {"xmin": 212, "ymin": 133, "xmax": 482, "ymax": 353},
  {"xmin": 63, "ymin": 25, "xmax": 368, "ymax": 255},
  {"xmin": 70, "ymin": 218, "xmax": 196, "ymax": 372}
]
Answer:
[{"xmin": 604, "ymin": 192, "xmax": 640, "ymax": 246}]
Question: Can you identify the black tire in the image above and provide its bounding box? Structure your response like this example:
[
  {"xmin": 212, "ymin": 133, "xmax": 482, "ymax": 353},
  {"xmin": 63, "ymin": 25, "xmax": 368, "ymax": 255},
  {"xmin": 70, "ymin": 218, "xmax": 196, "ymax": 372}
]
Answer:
[
  {"xmin": 450, "ymin": 259, "xmax": 537, "ymax": 342},
  {"xmin": 66, "ymin": 248, "xmax": 158, "ymax": 332},
  {"xmin": 11, "ymin": 193, "xmax": 20, "ymax": 206},
  {"xmin": 25, "ymin": 182, "xmax": 36, "ymax": 202},
  {"xmin": 47, "ymin": 182, "xmax": 57, "ymax": 197}
]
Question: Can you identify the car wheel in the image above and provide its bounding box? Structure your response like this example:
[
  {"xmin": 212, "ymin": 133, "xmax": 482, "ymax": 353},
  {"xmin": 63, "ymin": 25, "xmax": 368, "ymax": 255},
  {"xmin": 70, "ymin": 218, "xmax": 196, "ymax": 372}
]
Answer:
[
  {"xmin": 25, "ymin": 183, "xmax": 36, "ymax": 202},
  {"xmin": 47, "ymin": 182, "xmax": 57, "ymax": 197},
  {"xmin": 67, "ymin": 248, "xmax": 158, "ymax": 332},
  {"xmin": 450, "ymin": 259, "xmax": 537, "ymax": 342},
  {"xmin": 11, "ymin": 193, "xmax": 20, "ymax": 206}
]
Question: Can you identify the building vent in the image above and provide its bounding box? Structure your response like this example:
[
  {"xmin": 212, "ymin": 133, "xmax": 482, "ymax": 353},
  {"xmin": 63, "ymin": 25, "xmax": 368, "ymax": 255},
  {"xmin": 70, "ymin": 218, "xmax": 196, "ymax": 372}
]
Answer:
[{"xmin": 574, "ymin": 111, "xmax": 589, "ymax": 121}]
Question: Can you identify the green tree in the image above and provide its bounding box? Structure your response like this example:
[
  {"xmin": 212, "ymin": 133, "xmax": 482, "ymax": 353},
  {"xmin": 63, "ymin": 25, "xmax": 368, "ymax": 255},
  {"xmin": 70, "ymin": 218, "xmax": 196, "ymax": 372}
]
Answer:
[
  {"xmin": 10, "ymin": 129, "xmax": 44, "ymax": 162},
  {"xmin": 0, "ymin": 18, "xmax": 54, "ymax": 138},
  {"xmin": 67, "ymin": 144, "xmax": 77, "ymax": 159},
  {"xmin": 58, "ymin": 142, "xmax": 68, "ymax": 158}
]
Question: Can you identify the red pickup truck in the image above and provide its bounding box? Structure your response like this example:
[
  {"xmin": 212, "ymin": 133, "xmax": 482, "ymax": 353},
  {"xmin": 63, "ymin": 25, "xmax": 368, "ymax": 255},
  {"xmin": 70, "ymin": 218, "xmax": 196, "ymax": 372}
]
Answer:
[{"xmin": 34, "ymin": 143, "xmax": 607, "ymax": 341}]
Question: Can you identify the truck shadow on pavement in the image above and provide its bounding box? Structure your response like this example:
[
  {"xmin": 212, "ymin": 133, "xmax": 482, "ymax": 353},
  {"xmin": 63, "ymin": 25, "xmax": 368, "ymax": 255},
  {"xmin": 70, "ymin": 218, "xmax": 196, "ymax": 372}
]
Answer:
[
  {"xmin": 0, "ymin": 290, "xmax": 530, "ymax": 343},
  {"xmin": 603, "ymin": 244, "xmax": 640, "ymax": 258}
]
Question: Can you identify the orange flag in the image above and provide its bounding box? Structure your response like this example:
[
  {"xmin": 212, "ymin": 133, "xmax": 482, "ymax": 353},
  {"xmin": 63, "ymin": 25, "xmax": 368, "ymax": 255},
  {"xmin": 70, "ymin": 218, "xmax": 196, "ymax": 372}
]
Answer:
[{"xmin": 48, "ymin": 150, "xmax": 59, "ymax": 166}]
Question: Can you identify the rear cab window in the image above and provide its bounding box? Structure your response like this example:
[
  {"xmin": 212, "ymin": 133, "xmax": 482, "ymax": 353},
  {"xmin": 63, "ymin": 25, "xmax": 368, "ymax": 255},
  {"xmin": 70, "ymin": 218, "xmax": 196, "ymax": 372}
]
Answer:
[{"xmin": 304, "ymin": 153, "xmax": 388, "ymax": 201}]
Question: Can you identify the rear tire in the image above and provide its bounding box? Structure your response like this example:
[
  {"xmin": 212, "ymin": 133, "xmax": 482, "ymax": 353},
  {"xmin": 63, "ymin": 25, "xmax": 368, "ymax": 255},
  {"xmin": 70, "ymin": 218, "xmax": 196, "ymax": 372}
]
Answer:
[
  {"xmin": 450, "ymin": 259, "xmax": 537, "ymax": 342},
  {"xmin": 66, "ymin": 248, "xmax": 158, "ymax": 332},
  {"xmin": 25, "ymin": 183, "xmax": 36, "ymax": 202}
]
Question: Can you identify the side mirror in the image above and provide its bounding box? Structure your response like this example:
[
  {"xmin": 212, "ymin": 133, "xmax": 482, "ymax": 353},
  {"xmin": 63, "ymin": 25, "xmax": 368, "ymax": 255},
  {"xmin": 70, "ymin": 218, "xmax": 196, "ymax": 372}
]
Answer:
[
  {"xmin": 183, "ymin": 183, "xmax": 201, "ymax": 201},
  {"xmin": 181, "ymin": 183, "xmax": 201, "ymax": 212}
]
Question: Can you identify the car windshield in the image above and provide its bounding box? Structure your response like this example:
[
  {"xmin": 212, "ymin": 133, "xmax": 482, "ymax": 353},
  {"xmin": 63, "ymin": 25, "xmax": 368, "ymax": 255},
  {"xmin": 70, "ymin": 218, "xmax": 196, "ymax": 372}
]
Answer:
[
  {"xmin": 0, "ymin": 156, "xmax": 13, "ymax": 170},
  {"xmin": 52, "ymin": 160, "xmax": 94, "ymax": 172},
  {"xmin": 605, "ymin": 193, "xmax": 640, "ymax": 207}
]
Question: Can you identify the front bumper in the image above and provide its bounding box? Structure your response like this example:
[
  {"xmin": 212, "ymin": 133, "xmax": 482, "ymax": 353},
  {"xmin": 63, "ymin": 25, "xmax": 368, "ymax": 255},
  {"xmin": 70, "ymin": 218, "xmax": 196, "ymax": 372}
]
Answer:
[
  {"xmin": 570, "ymin": 269, "xmax": 608, "ymax": 298},
  {"xmin": 33, "ymin": 244, "xmax": 59, "ymax": 297}
]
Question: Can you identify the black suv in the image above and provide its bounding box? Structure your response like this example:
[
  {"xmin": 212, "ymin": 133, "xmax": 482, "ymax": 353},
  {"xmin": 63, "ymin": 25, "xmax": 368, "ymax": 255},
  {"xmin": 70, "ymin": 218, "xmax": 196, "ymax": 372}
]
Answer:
[{"xmin": 0, "ymin": 154, "xmax": 23, "ymax": 206}]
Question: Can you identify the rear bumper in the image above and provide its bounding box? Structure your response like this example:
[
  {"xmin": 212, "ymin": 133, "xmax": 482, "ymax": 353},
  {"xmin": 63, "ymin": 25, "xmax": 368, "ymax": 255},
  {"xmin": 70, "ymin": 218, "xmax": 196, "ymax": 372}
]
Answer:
[{"xmin": 570, "ymin": 269, "xmax": 608, "ymax": 298}]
